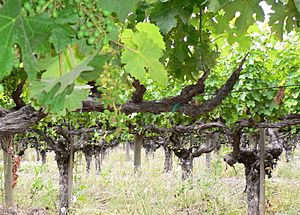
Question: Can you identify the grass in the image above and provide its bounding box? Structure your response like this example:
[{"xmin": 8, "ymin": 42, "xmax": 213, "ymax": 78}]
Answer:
[{"xmin": 1, "ymin": 146, "xmax": 300, "ymax": 214}]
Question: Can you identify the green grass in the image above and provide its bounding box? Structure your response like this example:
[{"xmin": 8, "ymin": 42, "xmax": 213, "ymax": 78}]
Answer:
[{"xmin": 1, "ymin": 147, "xmax": 300, "ymax": 214}]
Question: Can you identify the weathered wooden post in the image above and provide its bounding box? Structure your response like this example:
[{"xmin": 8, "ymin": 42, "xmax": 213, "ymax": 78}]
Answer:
[
  {"xmin": 2, "ymin": 136, "xmax": 14, "ymax": 208},
  {"xmin": 259, "ymin": 128, "xmax": 265, "ymax": 215}
]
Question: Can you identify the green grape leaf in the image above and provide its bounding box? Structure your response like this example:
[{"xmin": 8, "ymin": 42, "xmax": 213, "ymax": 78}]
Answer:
[
  {"xmin": 136, "ymin": 23, "xmax": 165, "ymax": 50},
  {"xmin": 223, "ymin": 0, "xmax": 264, "ymax": 35},
  {"xmin": 294, "ymin": 0, "xmax": 300, "ymax": 12},
  {"xmin": 80, "ymin": 54, "xmax": 110, "ymax": 81},
  {"xmin": 32, "ymin": 64, "xmax": 93, "ymax": 97},
  {"xmin": 64, "ymin": 87, "xmax": 89, "ymax": 111},
  {"xmin": 208, "ymin": 0, "xmax": 228, "ymax": 13},
  {"xmin": 0, "ymin": 0, "xmax": 53, "ymax": 80},
  {"xmin": 150, "ymin": 1, "xmax": 192, "ymax": 34},
  {"xmin": 121, "ymin": 29, "xmax": 137, "ymax": 48},
  {"xmin": 38, "ymin": 47, "xmax": 86, "ymax": 79},
  {"xmin": 97, "ymin": 0, "xmax": 138, "ymax": 21},
  {"xmin": 150, "ymin": 3, "xmax": 178, "ymax": 34},
  {"xmin": 106, "ymin": 24, "xmax": 119, "ymax": 42},
  {"xmin": 50, "ymin": 25, "xmax": 75, "ymax": 53},
  {"xmin": 31, "ymin": 53, "xmax": 93, "ymax": 113},
  {"xmin": 57, "ymin": 86, "xmax": 90, "ymax": 115},
  {"xmin": 121, "ymin": 23, "xmax": 167, "ymax": 86},
  {"xmin": 266, "ymin": 0, "xmax": 300, "ymax": 40}
]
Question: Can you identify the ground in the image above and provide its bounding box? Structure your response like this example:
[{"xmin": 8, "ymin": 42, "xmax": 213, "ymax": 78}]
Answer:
[{"xmin": 1, "ymin": 145, "xmax": 300, "ymax": 215}]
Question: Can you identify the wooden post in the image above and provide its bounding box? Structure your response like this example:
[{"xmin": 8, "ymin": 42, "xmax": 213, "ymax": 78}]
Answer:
[
  {"xmin": 259, "ymin": 128, "xmax": 265, "ymax": 215},
  {"xmin": 2, "ymin": 136, "xmax": 14, "ymax": 208},
  {"xmin": 67, "ymin": 140, "xmax": 74, "ymax": 207},
  {"xmin": 134, "ymin": 134, "xmax": 143, "ymax": 172}
]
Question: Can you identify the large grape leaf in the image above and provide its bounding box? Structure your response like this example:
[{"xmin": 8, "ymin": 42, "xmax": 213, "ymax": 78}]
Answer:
[
  {"xmin": 150, "ymin": 4, "xmax": 178, "ymax": 34},
  {"xmin": 120, "ymin": 23, "xmax": 167, "ymax": 86},
  {"xmin": 31, "ymin": 52, "xmax": 94, "ymax": 113},
  {"xmin": 50, "ymin": 25, "xmax": 75, "ymax": 53},
  {"xmin": 80, "ymin": 54, "xmax": 111, "ymax": 81},
  {"xmin": 208, "ymin": 0, "xmax": 230, "ymax": 13},
  {"xmin": 97, "ymin": 0, "xmax": 138, "ymax": 21},
  {"xmin": 50, "ymin": 85, "xmax": 90, "ymax": 115},
  {"xmin": 0, "ymin": 0, "xmax": 53, "ymax": 80},
  {"xmin": 295, "ymin": 0, "xmax": 300, "ymax": 12},
  {"xmin": 266, "ymin": 0, "xmax": 300, "ymax": 40},
  {"xmin": 31, "ymin": 44, "xmax": 108, "ymax": 113},
  {"xmin": 136, "ymin": 23, "xmax": 165, "ymax": 50},
  {"xmin": 150, "ymin": 1, "xmax": 192, "ymax": 34},
  {"xmin": 222, "ymin": 0, "xmax": 264, "ymax": 35}
]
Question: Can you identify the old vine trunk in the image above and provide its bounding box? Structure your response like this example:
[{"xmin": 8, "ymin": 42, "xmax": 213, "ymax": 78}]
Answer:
[
  {"xmin": 181, "ymin": 155, "xmax": 193, "ymax": 180},
  {"xmin": 56, "ymin": 153, "xmax": 73, "ymax": 215},
  {"xmin": 163, "ymin": 146, "xmax": 172, "ymax": 173},
  {"xmin": 245, "ymin": 163, "xmax": 260, "ymax": 215}
]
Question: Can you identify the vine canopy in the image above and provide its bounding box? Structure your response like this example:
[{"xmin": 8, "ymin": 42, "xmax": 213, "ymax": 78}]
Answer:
[{"xmin": 0, "ymin": 0, "xmax": 299, "ymax": 114}]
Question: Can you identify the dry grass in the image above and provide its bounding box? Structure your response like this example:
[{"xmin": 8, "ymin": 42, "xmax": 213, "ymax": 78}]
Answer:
[{"xmin": 1, "ymin": 146, "xmax": 299, "ymax": 215}]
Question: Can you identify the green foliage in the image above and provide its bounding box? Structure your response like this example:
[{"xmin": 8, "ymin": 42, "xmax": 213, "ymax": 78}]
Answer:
[
  {"xmin": 121, "ymin": 23, "xmax": 167, "ymax": 86},
  {"xmin": 0, "ymin": 0, "xmax": 299, "ymax": 117},
  {"xmin": 31, "ymin": 59, "xmax": 92, "ymax": 114},
  {"xmin": 149, "ymin": 1, "xmax": 192, "ymax": 34},
  {"xmin": 0, "ymin": 0, "xmax": 52, "ymax": 80},
  {"xmin": 199, "ymin": 29, "xmax": 300, "ymax": 124},
  {"xmin": 222, "ymin": 0, "xmax": 264, "ymax": 35},
  {"xmin": 97, "ymin": 0, "xmax": 138, "ymax": 21},
  {"xmin": 266, "ymin": 0, "xmax": 300, "ymax": 40}
]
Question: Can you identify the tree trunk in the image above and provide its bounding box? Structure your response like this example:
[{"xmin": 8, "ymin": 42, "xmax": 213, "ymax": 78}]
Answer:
[
  {"xmin": 40, "ymin": 149, "xmax": 47, "ymax": 164},
  {"xmin": 2, "ymin": 136, "xmax": 14, "ymax": 208},
  {"xmin": 145, "ymin": 147, "xmax": 151, "ymax": 161},
  {"xmin": 181, "ymin": 155, "xmax": 193, "ymax": 180},
  {"xmin": 163, "ymin": 146, "xmax": 172, "ymax": 173},
  {"xmin": 84, "ymin": 151, "xmax": 92, "ymax": 173},
  {"xmin": 35, "ymin": 147, "xmax": 40, "ymax": 162},
  {"xmin": 134, "ymin": 134, "xmax": 143, "ymax": 172},
  {"xmin": 56, "ymin": 153, "xmax": 72, "ymax": 215},
  {"xmin": 245, "ymin": 164, "xmax": 260, "ymax": 215}
]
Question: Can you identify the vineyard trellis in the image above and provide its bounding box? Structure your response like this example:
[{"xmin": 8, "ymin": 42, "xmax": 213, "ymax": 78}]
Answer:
[{"xmin": 0, "ymin": 0, "xmax": 300, "ymax": 214}]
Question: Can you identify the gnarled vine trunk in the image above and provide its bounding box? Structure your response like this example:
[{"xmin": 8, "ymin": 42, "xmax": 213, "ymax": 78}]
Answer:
[
  {"xmin": 245, "ymin": 163, "xmax": 260, "ymax": 215},
  {"xmin": 145, "ymin": 147, "xmax": 151, "ymax": 160},
  {"xmin": 95, "ymin": 149, "xmax": 102, "ymax": 174},
  {"xmin": 40, "ymin": 149, "xmax": 47, "ymax": 164},
  {"xmin": 180, "ymin": 155, "xmax": 193, "ymax": 180},
  {"xmin": 163, "ymin": 146, "xmax": 172, "ymax": 173},
  {"xmin": 35, "ymin": 147, "xmax": 40, "ymax": 162},
  {"xmin": 56, "ymin": 152, "xmax": 73, "ymax": 215},
  {"xmin": 84, "ymin": 150, "xmax": 92, "ymax": 173}
]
